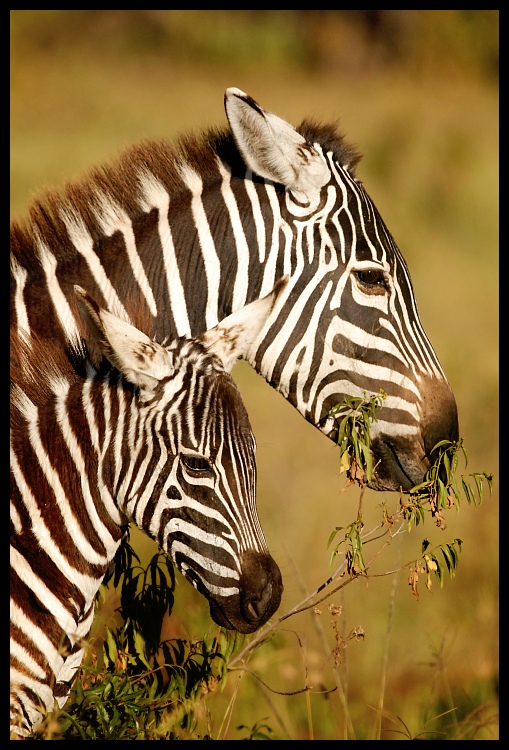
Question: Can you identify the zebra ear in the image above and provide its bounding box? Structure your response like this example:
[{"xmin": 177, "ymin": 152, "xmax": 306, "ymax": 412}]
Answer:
[
  {"xmin": 74, "ymin": 286, "xmax": 173, "ymax": 392},
  {"xmin": 200, "ymin": 276, "xmax": 289, "ymax": 372},
  {"xmin": 225, "ymin": 87, "xmax": 330, "ymax": 201}
]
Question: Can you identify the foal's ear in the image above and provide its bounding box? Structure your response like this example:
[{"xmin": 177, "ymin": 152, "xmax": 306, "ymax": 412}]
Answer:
[
  {"xmin": 199, "ymin": 276, "xmax": 289, "ymax": 372},
  {"xmin": 74, "ymin": 286, "xmax": 173, "ymax": 392}
]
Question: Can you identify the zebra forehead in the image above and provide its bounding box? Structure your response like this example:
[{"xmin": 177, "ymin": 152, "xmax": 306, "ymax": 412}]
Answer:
[{"xmin": 167, "ymin": 337, "xmax": 219, "ymax": 369}]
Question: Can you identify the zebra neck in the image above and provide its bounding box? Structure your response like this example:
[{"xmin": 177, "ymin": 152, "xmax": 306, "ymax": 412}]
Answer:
[{"xmin": 11, "ymin": 175, "xmax": 284, "ymax": 348}]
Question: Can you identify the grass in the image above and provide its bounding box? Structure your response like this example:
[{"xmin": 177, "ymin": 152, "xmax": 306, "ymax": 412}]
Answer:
[
  {"xmin": 29, "ymin": 467, "xmax": 497, "ymax": 739},
  {"xmin": 11, "ymin": 11, "xmax": 498, "ymax": 739}
]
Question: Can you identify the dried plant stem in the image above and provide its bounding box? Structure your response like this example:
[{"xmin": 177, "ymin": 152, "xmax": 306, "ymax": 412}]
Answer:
[
  {"xmin": 372, "ymin": 532, "xmax": 401, "ymax": 739},
  {"xmin": 229, "ymin": 514, "xmax": 408, "ymax": 671},
  {"xmin": 218, "ymin": 669, "xmax": 244, "ymax": 740}
]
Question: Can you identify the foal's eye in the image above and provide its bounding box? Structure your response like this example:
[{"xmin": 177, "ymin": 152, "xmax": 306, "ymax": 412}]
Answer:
[{"xmin": 181, "ymin": 454, "xmax": 212, "ymax": 473}]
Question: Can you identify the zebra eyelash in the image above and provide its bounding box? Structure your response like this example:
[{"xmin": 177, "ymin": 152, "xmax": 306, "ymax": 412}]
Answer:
[
  {"xmin": 180, "ymin": 454, "xmax": 214, "ymax": 474},
  {"xmin": 352, "ymin": 268, "xmax": 390, "ymax": 293}
]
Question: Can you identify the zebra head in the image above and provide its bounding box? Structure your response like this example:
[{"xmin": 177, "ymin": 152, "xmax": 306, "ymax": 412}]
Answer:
[
  {"xmin": 224, "ymin": 88, "xmax": 459, "ymax": 491},
  {"xmin": 76, "ymin": 281, "xmax": 287, "ymax": 634}
]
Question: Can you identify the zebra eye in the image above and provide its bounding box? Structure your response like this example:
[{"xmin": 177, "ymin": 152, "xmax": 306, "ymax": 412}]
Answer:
[
  {"xmin": 355, "ymin": 269, "xmax": 387, "ymax": 290},
  {"xmin": 181, "ymin": 454, "xmax": 212, "ymax": 473}
]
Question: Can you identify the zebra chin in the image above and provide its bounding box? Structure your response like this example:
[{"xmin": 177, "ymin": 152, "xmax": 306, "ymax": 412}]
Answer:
[
  {"xmin": 368, "ymin": 381, "xmax": 459, "ymax": 492},
  {"xmin": 321, "ymin": 376, "xmax": 459, "ymax": 492},
  {"xmin": 208, "ymin": 551, "xmax": 283, "ymax": 634},
  {"xmin": 367, "ymin": 437, "xmax": 429, "ymax": 492}
]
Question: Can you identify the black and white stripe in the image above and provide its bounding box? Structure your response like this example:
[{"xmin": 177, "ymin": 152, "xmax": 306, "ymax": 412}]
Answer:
[
  {"xmin": 10, "ymin": 285, "xmax": 285, "ymax": 738},
  {"xmin": 10, "ymin": 87, "xmax": 458, "ymax": 495},
  {"xmin": 11, "ymin": 87, "xmax": 460, "ymax": 733}
]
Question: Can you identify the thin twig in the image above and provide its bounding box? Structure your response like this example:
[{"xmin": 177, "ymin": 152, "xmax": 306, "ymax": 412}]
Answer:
[
  {"xmin": 357, "ymin": 483, "xmax": 365, "ymax": 522},
  {"xmin": 373, "ymin": 531, "xmax": 402, "ymax": 739},
  {"xmin": 228, "ymin": 568, "xmax": 343, "ymax": 669},
  {"xmin": 228, "ymin": 666, "xmax": 338, "ymax": 696},
  {"xmin": 227, "ymin": 485, "xmax": 427, "ymax": 694},
  {"xmin": 229, "ymin": 513, "xmax": 411, "ymax": 670},
  {"xmin": 285, "ymin": 549, "xmax": 354, "ymax": 738}
]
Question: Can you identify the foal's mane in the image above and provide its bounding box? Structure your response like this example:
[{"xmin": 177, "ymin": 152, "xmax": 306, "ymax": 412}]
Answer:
[{"xmin": 10, "ymin": 331, "xmax": 86, "ymax": 410}]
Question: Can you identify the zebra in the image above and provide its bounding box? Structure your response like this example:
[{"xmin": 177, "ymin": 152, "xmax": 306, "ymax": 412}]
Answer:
[
  {"xmin": 10, "ymin": 282, "xmax": 286, "ymax": 738},
  {"xmin": 10, "ymin": 87, "xmax": 459, "ymax": 494}
]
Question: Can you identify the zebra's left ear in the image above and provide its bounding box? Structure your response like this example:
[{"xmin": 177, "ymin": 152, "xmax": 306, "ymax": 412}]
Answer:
[
  {"xmin": 225, "ymin": 87, "xmax": 330, "ymax": 202},
  {"xmin": 199, "ymin": 276, "xmax": 289, "ymax": 372},
  {"xmin": 74, "ymin": 286, "xmax": 173, "ymax": 392}
]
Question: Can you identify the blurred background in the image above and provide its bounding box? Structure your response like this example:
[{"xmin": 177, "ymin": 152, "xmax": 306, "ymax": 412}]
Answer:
[{"xmin": 10, "ymin": 10, "xmax": 498, "ymax": 740}]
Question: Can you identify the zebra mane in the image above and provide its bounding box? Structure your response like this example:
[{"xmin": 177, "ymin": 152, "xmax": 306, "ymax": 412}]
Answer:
[
  {"xmin": 9, "ymin": 321, "xmax": 232, "ymax": 414},
  {"xmin": 298, "ymin": 119, "xmax": 362, "ymax": 172},
  {"xmin": 10, "ymin": 331, "xmax": 89, "ymax": 413},
  {"xmin": 10, "ymin": 121, "xmax": 360, "ymax": 269}
]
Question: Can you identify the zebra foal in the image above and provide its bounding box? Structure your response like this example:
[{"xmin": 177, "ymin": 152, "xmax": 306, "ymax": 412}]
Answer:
[{"xmin": 10, "ymin": 282, "xmax": 285, "ymax": 738}]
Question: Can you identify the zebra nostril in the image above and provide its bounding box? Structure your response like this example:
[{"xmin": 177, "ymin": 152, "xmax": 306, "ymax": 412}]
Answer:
[
  {"xmin": 245, "ymin": 600, "xmax": 259, "ymax": 622},
  {"xmin": 258, "ymin": 581, "xmax": 273, "ymax": 614},
  {"xmin": 244, "ymin": 581, "xmax": 274, "ymax": 622}
]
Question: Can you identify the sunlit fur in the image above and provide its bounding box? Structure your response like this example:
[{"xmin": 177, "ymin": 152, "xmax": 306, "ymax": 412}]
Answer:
[
  {"xmin": 10, "ymin": 90, "xmax": 458, "ymax": 494},
  {"xmin": 11, "ymin": 89, "xmax": 460, "ymax": 736}
]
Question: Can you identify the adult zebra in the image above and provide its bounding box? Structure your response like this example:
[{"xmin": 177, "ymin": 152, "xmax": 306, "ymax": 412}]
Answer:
[
  {"xmin": 10, "ymin": 87, "xmax": 458, "ymax": 492},
  {"xmin": 10, "ymin": 284, "xmax": 285, "ymax": 738}
]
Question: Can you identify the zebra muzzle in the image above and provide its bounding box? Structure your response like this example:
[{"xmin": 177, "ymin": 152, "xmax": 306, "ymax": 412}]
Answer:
[{"xmin": 209, "ymin": 550, "xmax": 283, "ymax": 634}]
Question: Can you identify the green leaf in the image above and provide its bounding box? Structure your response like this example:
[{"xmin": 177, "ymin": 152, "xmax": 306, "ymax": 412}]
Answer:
[
  {"xmin": 431, "ymin": 554, "xmax": 444, "ymax": 586},
  {"xmin": 104, "ymin": 628, "xmax": 118, "ymax": 666},
  {"xmin": 437, "ymin": 478, "xmax": 447, "ymax": 508},
  {"xmin": 360, "ymin": 441, "xmax": 373, "ymax": 480},
  {"xmin": 440, "ymin": 545, "xmax": 454, "ymax": 574},
  {"xmin": 461, "ymin": 478, "xmax": 473, "ymax": 503},
  {"xmin": 327, "ymin": 527, "xmax": 343, "ymax": 548}
]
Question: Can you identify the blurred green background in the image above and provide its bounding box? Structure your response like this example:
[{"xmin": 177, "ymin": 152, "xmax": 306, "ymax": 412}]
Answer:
[{"xmin": 10, "ymin": 11, "xmax": 498, "ymax": 740}]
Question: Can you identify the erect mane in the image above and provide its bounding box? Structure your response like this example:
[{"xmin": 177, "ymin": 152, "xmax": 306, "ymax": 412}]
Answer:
[
  {"xmin": 297, "ymin": 119, "xmax": 362, "ymax": 172},
  {"xmin": 9, "ymin": 127, "xmax": 226, "ymax": 271},
  {"xmin": 10, "ymin": 120, "xmax": 360, "ymax": 267}
]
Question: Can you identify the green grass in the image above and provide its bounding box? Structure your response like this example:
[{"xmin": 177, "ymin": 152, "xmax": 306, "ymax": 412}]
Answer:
[{"xmin": 11, "ymin": 11, "xmax": 498, "ymax": 739}]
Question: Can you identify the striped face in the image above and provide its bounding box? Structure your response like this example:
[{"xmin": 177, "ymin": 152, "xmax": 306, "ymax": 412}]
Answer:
[
  {"xmin": 73, "ymin": 287, "xmax": 284, "ymax": 635},
  {"xmin": 147, "ymin": 357, "xmax": 282, "ymax": 632},
  {"xmin": 10, "ymin": 287, "xmax": 285, "ymax": 737},
  {"xmin": 224, "ymin": 89, "xmax": 459, "ymax": 491},
  {"xmin": 247, "ymin": 155, "xmax": 459, "ymax": 490}
]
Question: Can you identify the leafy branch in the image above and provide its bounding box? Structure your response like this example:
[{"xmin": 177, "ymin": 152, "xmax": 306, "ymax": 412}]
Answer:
[
  {"xmin": 405, "ymin": 438, "xmax": 493, "ymax": 529},
  {"xmin": 329, "ymin": 389, "xmax": 386, "ymax": 484},
  {"xmin": 327, "ymin": 519, "xmax": 366, "ymax": 574},
  {"xmin": 228, "ymin": 392, "xmax": 494, "ymax": 671},
  {"xmin": 31, "ymin": 551, "xmax": 244, "ymax": 740},
  {"xmin": 407, "ymin": 538, "xmax": 464, "ymax": 599}
]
